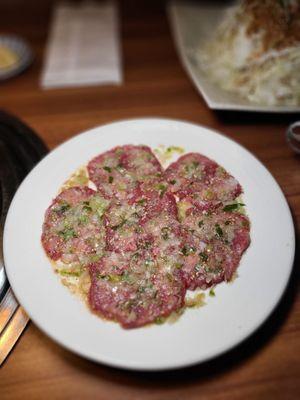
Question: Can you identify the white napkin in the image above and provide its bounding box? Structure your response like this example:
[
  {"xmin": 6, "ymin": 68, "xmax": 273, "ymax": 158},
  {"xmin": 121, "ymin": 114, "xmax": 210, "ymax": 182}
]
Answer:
[{"xmin": 41, "ymin": 1, "xmax": 122, "ymax": 89}]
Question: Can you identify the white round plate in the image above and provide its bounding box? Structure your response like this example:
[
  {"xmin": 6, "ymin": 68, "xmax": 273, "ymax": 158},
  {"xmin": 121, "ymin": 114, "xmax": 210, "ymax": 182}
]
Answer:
[{"xmin": 4, "ymin": 118, "xmax": 295, "ymax": 371}]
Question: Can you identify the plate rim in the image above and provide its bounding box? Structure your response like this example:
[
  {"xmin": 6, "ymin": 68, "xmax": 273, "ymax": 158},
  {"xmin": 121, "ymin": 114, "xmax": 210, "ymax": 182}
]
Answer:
[{"xmin": 3, "ymin": 117, "xmax": 295, "ymax": 370}]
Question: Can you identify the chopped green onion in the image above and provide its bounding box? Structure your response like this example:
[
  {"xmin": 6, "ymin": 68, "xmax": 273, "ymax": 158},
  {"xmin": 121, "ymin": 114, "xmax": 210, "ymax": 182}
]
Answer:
[
  {"xmin": 97, "ymin": 273, "xmax": 122, "ymax": 283},
  {"xmin": 166, "ymin": 272, "xmax": 173, "ymax": 282},
  {"xmin": 131, "ymin": 252, "xmax": 140, "ymax": 262},
  {"xmin": 54, "ymin": 202, "xmax": 70, "ymax": 213},
  {"xmin": 112, "ymin": 219, "xmax": 127, "ymax": 230},
  {"xmin": 209, "ymin": 289, "xmax": 215, "ymax": 297},
  {"xmin": 175, "ymin": 263, "xmax": 183, "ymax": 269},
  {"xmin": 215, "ymin": 224, "xmax": 223, "ymax": 238},
  {"xmin": 199, "ymin": 252, "xmax": 208, "ymax": 262},
  {"xmin": 205, "ymin": 265, "xmax": 222, "ymax": 274},
  {"xmin": 89, "ymin": 197, "xmax": 109, "ymax": 218},
  {"xmin": 121, "ymin": 271, "xmax": 135, "ymax": 284},
  {"xmin": 79, "ymin": 215, "xmax": 88, "ymax": 224},
  {"xmin": 157, "ymin": 183, "xmax": 167, "ymax": 198},
  {"xmin": 145, "ymin": 259, "xmax": 154, "ymax": 267},
  {"xmin": 116, "ymin": 164, "xmax": 125, "ymax": 173},
  {"xmin": 89, "ymin": 254, "xmax": 101, "ymax": 263},
  {"xmin": 195, "ymin": 264, "xmax": 202, "ymax": 272},
  {"xmin": 181, "ymin": 246, "xmax": 196, "ymax": 256},
  {"xmin": 166, "ymin": 146, "xmax": 184, "ymax": 154},
  {"xmin": 82, "ymin": 205, "xmax": 92, "ymax": 212},
  {"xmin": 155, "ymin": 317, "xmax": 165, "ymax": 325},
  {"xmin": 161, "ymin": 227, "xmax": 170, "ymax": 240},
  {"xmin": 58, "ymin": 228, "xmax": 77, "ymax": 241},
  {"xmin": 142, "ymin": 241, "xmax": 152, "ymax": 249},
  {"xmin": 223, "ymin": 203, "xmax": 245, "ymax": 212},
  {"xmin": 58, "ymin": 268, "xmax": 82, "ymax": 277}
]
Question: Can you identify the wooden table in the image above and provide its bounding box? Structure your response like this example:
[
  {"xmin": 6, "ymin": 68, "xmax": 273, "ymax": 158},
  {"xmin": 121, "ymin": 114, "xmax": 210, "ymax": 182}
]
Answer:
[{"xmin": 1, "ymin": 1, "xmax": 299, "ymax": 399}]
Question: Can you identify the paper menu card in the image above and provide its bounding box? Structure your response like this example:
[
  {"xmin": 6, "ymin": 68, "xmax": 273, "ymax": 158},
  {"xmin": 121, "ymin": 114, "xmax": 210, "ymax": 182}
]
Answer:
[{"xmin": 41, "ymin": 1, "xmax": 122, "ymax": 89}]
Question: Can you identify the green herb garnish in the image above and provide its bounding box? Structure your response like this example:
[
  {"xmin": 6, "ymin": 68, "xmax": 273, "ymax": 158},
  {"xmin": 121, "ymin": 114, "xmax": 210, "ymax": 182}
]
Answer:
[
  {"xmin": 121, "ymin": 271, "xmax": 135, "ymax": 284},
  {"xmin": 103, "ymin": 166, "xmax": 112, "ymax": 173},
  {"xmin": 82, "ymin": 205, "xmax": 92, "ymax": 212},
  {"xmin": 116, "ymin": 164, "xmax": 125, "ymax": 173},
  {"xmin": 198, "ymin": 220, "xmax": 204, "ymax": 228},
  {"xmin": 199, "ymin": 252, "xmax": 208, "ymax": 262},
  {"xmin": 170, "ymin": 179, "xmax": 177, "ymax": 185},
  {"xmin": 97, "ymin": 273, "xmax": 122, "ymax": 283},
  {"xmin": 223, "ymin": 203, "xmax": 245, "ymax": 212},
  {"xmin": 58, "ymin": 268, "xmax": 82, "ymax": 277},
  {"xmin": 89, "ymin": 197, "xmax": 109, "ymax": 219},
  {"xmin": 195, "ymin": 264, "xmax": 202, "ymax": 272},
  {"xmin": 157, "ymin": 183, "xmax": 167, "ymax": 198},
  {"xmin": 209, "ymin": 289, "xmax": 215, "ymax": 297},
  {"xmin": 215, "ymin": 224, "xmax": 223, "ymax": 238},
  {"xmin": 166, "ymin": 146, "xmax": 183, "ymax": 153},
  {"xmin": 155, "ymin": 317, "xmax": 165, "ymax": 325},
  {"xmin": 112, "ymin": 219, "xmax": 127, "ymax": 230},
  {"xmin": 108, "ymin": 176, "xmax": 114, "ymax": 183},
  {"xmin": 142, "ymin": 241, "xmax": 152, "ymax": 249},
  {"xmin": 181, "ymin": 245, "xmax": 196, "ymax": 256},
  {"xmin": 145, "ymin": 259, "xmax": 154, "ymax": 267},
  {"xmin": 58, "ymin": 228, "xmax": 77, "ymax": 241},
  {"xmin": 79, "ymin": 214, "xmax": 88, "ymax": 224},
  {"xmin": 89, "ymin": 254, "xmax": 101, "ymax": 263},
  {"xmin": 54, "ymin": 202, "xmax": 70, "ymax": 213},
  {"xmin": 161, "ymin": 227, "xmax": 170, "ymax": 240}
]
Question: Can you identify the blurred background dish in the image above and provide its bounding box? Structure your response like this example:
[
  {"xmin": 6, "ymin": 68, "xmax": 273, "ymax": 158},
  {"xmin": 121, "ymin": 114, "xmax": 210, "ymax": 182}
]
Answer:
[
  {"xmin": 0, "ymin": 35, "xmax": 33, "ymax": 81},
  {"xmin": 168, "ymin": 0, "xmax": 300, "ymax": 112},
  {"xmin": 287, "ymin": 121, "xmax": 300, "ymax": 154}
]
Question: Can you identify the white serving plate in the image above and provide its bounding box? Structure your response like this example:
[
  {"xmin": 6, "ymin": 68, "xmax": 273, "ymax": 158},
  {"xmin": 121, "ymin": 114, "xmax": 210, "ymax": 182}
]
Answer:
[
  {"xmin": 4, "ymin": 118, "xmax": 295, "ymax": 370},
  {"xmin": 168, "ymin": 1, "xmax": 300, "ymax": 113}
]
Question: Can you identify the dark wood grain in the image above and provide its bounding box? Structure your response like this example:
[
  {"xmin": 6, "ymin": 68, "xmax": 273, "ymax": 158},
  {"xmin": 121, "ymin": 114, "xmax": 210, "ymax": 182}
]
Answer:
[{"xmin": 1, "ymin": 1, "xmax": 299, "ymax": 399}]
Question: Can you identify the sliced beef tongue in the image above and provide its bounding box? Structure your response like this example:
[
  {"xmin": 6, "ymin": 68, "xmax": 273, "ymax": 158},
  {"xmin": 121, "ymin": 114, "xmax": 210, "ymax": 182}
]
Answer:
[
  {"xmin": 87, "ymin": 145, "xmax": 163, "ymax": 200},
  {"xmin": 42, "ymin": 186, "xmax": 110, "ymax": 265},
  {"xmin": 178, "ymin": 202, "xmax": 250, "ymax": 290},
  {"xmin": 93, "ymin": 185, "xmax": 186, "ymax": 328},
  {"xmin": 164, "ymin": 153, "xmax": 242, "ymax": 211},
  {"xmin": 103, "ymin": 183, "xmax": 178, "ymax": 254},
  {"xmin": 89, "ymin": 249, "xmax": 185, "ymax": 329}
]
